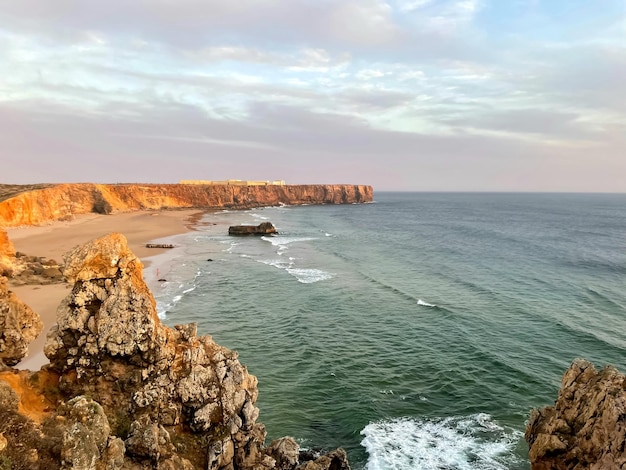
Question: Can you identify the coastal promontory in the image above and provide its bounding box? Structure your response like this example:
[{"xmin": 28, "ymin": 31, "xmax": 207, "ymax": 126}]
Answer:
[{"xmin": 0, "ymin": 183, "xmax": 373, "ymax": 227}]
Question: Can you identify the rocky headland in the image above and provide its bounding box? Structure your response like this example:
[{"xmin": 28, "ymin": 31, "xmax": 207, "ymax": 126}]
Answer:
[
  {"xmin": 525, "ymin": 359, "xmax": 626, "ymax": 469},
  {"xmin": 0, "ymin": 233, "xmax": 350, "ymax": 469},
  {"xmin": 0, "ymin": 183, "xmax": 373, "ymax": 227}
]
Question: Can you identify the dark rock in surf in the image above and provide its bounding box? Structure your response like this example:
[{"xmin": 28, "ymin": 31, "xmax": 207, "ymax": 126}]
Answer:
[{"xmin": 228, "ymin": 222, "xmax": 277, "ymax": 236}]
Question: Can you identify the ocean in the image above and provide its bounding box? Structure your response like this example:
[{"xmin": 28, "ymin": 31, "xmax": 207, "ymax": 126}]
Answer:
[{"xmin": 143, "ymin": 192, "xmax": 626, "ymax": 470}]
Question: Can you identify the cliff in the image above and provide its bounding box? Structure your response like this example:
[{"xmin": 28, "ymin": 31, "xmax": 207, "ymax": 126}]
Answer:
[
  {"xmin": 0, "ymin": 183, "xmax": 373, "ymax": 227},
  {"xmin": 526, "ymin": 359, "xmax": 626, "ymax": 469},
  {"xmin": 0, "ymin": 233, "xmax": 349, "ymax": 470}
]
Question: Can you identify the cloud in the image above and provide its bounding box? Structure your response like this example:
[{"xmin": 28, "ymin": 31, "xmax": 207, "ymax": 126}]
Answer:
[
  {"xmin": 0, "ymin": 0, "xmax": 624, "ymax": 191},
  {"xmin": 2, "ymin": 98, "xmax": 624, "ymax": 191},
  {"xmin": 0, "ymin": 0, "xmax": 400, "ymax": 49},
  {"xmin": 441, "ymin": 108, "xmax": 600, "ymax": 141}
]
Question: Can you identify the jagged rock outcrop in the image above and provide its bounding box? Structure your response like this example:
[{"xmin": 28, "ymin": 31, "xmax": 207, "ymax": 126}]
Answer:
[
  {"xmin": 526, "ymin": 358, "xmax": 626, "ymax": 469},
  {"xmin": 295, "ymin": 449, "xmax": 350, "ymax": 470},
  {"xmin": 0, "ymin": 228, "xmax": 15, "ymax": 276},
  {"xmin": 33, "ymin": 232, "xmax": 349, "ymax": 469},
  {"xmin": 9, "ymin": 252, "xmax": 64, "ymax": 286},
  {"xmin": 229, "ymin": 222, "xmax": 277, "ymax": 236},
  {"xmin": 0, "ymin": 183, "xmax": 373, "ymax": 227},
  {"xmin": 43, "ymin": 233, "xmax": 265, "ymax": 468},
  {"xmin": 0, "ymin": 276, "xmax": 43, "ymax": 367}
]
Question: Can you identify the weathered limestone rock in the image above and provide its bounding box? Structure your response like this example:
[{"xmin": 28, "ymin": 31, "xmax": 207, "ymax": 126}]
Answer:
[
  {"xmin": 526, "ymin": 358, "xmax": 626, "ymax": 469},
  {"xmin": 44, "ymin": 233, "xmax": 268, "ymax": 469},
  {"xmin": 295, "ymin": 448, "xmax": 350, "ymax": 470},
  {"xmin": 0, "ymin": 228, "xmax": 15, "ymax": 276},
  {"xmin": 58, "ymin": 396, "xmax": 111, "ymax": 470},
  {"xmin": 268, "ymin": 437, "xmax": 300, "ymax": 470},
  {"xmin": 0, "ymin": 276, "xmax": 43, "ymax": 366},
  {"xmin": 125, "ymin": 415, "xmax": 175, "ymax": 462},
  {"xmin": 8, "ymin": 252, "xmax": 65, "ymax": 286}
]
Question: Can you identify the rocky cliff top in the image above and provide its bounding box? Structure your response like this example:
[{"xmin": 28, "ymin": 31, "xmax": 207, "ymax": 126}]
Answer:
[
  {"xmin": 0, "ymin": 184, "xmax": 55, "ymax": 203},
  {"xmin": 526, "ymin": 358, "xmax": 626, "ymax": 469},
  {"xmin": 0, "ymin": 183, "xmax": 373, "ymax": 227},
  {"xmin": 0, "ymin": 233, "xmax": 350, "ymax": 470}
]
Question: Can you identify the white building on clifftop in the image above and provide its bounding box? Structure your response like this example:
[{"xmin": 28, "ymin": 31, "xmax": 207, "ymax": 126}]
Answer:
[{"xmin": 179, "ymin": 179, "xmax": 286, "ymax": 186}]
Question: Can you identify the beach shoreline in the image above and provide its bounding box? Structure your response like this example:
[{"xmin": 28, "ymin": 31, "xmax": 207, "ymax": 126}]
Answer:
[{"xmin": 6, "ymin": 209, "xmax": 205, "ymax": 370}]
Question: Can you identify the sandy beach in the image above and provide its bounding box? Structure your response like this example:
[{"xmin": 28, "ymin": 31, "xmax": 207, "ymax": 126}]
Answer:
[{"xmin": 6, "ymin": 209, "xmax": 204, "ymax": 370}]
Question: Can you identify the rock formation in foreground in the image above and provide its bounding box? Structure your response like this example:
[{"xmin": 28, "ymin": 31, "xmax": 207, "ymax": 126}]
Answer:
[
  {"xmin": 0, "ymin": 277, "xmax": 43, "ymax": 367},
  {"xmin": 0, "ymin": 228, "xmax": 14, "ymax": 276},
  {"xmin": 526, "ymin": 359, "xmax": 626, "ymax": 469},
  {"xmin": 0, "ymin": 183, "xmax": 373, "ymax": 227},
  {"xmin": 0, "ymin": 233, "xmax": 349, "ymax": 469}
]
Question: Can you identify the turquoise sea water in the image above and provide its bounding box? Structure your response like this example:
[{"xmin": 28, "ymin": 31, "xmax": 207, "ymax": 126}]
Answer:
[{"xmin": 144, "ymin": 192, "xmax": 626, "ymax": 469}]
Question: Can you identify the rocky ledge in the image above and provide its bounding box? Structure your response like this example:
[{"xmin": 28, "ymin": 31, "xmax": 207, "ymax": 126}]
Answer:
[
  {"xmin": 526, "ymin": 358, "xmax": 626, "ymax": 469},
  {"xmin": 0, "ymin": 233, "xmax": 349, "ymax": 470}
]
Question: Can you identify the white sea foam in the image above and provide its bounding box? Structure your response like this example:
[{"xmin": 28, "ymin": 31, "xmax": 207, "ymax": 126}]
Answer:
[
  {"xmin": 259, "ymin": 259, "xmax": 332, "ymax": 283},
  {"xmin": 259, "ymin": 259, "xmax": 293, "ymax": 269},
  {"xmin": 417, "ymin": 299, "xmax": 436, "ymax": 307},
  {"xmin": 286, "ymin": 268, "xmax": 334, "ymax": 284},
  {"xmin": 225, "ymin": 242, "xmax": 240, "ymax": 253},
  {"xmin": 261, "ymin": 236, "xmax": 317, "ymax": 247},
  {"xmin": 361, "ymin": 414, "xmax": 522, "ymax": 470},
  {"xmin": 261, "ymin": 236, "xmax": 318, "ymax": 256},
  {"xmin": 156, "ymin": 269, "xmax": 202, "ymax": 319}
]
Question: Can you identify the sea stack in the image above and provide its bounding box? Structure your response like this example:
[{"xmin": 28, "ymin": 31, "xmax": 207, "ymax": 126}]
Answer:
[{"xmin": 228, "ymin": 222, "xmax": 277, "ymax": 236}]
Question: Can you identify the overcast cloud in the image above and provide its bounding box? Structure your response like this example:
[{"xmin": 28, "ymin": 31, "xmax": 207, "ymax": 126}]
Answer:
[{"xmin": 1, "ymin": 0, "xmax": 624, "ymax": 191}]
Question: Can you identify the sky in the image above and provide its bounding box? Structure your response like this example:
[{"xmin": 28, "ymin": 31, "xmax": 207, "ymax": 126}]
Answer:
[{"xmin": 1, "ymin": 0, "xmax": 624, "ymax": 192}]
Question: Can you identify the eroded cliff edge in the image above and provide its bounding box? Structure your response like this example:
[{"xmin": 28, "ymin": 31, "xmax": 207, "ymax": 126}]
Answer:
[
  {"xmin": 0, "ymin": 233, "xmax": 350, "ymax": 469},
  {"xmin": 0, "ymin": 183, "xmax": 373, "ymax": 227}
]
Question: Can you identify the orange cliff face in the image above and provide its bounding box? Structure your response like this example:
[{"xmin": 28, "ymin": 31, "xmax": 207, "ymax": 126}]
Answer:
[{"xmin": 0, "ymin": 183, "xmax": 374, "ymax": 227}]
